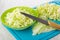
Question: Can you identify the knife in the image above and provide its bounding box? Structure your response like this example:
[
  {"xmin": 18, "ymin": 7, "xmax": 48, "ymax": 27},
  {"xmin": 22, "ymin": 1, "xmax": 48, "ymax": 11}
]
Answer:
[{"xmin": 21, "ymin": 12, "xmax": 60, "ymax": 29}]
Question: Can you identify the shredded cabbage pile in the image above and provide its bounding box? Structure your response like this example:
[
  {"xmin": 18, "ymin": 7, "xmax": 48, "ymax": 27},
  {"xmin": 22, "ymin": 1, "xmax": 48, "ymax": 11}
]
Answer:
[
  {"xmin": 5, "ymin": 8, "xmax": 33, "ymax": 29},
  {"xmin": 38, "ymin": 4, "xmax": 60, "ymax": 20},
  {"xmin": 32, "ymin": 4, "xmax": 60, "ymax": 35}
]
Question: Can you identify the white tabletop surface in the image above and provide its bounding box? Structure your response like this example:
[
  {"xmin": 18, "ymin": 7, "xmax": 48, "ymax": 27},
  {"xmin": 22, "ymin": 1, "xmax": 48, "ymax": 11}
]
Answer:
[{"xmin": 0, "ymin": 0, "xmax": 60, "ymax": 40}]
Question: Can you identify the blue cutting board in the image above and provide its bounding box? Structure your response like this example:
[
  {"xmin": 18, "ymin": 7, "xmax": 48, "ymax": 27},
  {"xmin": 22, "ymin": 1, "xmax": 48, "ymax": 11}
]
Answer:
[{"xmin": 5, "ymin": 1, "xmax": 60, "ymax": 40}]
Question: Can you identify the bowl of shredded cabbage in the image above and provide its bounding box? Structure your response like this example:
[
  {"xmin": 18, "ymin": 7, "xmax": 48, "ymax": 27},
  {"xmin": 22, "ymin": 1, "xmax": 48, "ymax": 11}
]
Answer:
[{"xmin": 1, "ymin": 6, "xmax": 38, "ymax": 30}]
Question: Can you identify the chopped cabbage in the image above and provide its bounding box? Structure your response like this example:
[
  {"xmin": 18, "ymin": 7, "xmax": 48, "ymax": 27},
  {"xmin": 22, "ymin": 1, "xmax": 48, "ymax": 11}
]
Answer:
[
  {"xmin": 5, "ymin": 8, "xmax": 35, "ymax": 30},
  {"xmin": 32, "ymin": 4, "xmax": 60, "ymax": 35},
  {"xmin": 37, "ymin": 4, "xmax": 60, "ymax": 20}
]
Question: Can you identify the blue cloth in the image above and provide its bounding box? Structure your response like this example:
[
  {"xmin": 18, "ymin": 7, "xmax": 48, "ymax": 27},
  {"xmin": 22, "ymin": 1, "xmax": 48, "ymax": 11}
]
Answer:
[{"xmin": 6, "ymin": 1, "xmax": 60, "ymax": 40}]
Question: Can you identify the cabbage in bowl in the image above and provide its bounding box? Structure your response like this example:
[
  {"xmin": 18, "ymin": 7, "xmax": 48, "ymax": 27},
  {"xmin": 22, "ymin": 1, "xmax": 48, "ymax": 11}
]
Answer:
[{"xmin": 1, "ymin": 7, "xmax": 38, "ymax": 30}]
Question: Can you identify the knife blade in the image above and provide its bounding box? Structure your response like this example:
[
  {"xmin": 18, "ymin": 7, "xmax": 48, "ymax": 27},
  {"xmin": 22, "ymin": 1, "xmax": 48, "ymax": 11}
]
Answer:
[
  {"xmin": 21, "ymin": 12, "xmax": 60, "ymax": 29},
  {"xmin": 21, "ymin": 12, "xmax": 49, "ymax": 25}
]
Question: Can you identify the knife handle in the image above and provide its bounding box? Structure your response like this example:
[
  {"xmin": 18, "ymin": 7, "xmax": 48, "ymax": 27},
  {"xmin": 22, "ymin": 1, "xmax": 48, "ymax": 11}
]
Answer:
[{"xmin": 48, "ymin": 21, "xmax": 60, "ymax": 29}]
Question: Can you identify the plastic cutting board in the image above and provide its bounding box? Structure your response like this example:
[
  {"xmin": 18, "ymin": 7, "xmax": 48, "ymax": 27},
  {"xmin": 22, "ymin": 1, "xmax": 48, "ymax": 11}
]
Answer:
[{"xmin": 5, "ymin": 1, "xmax": 60, "ymax": 40}]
